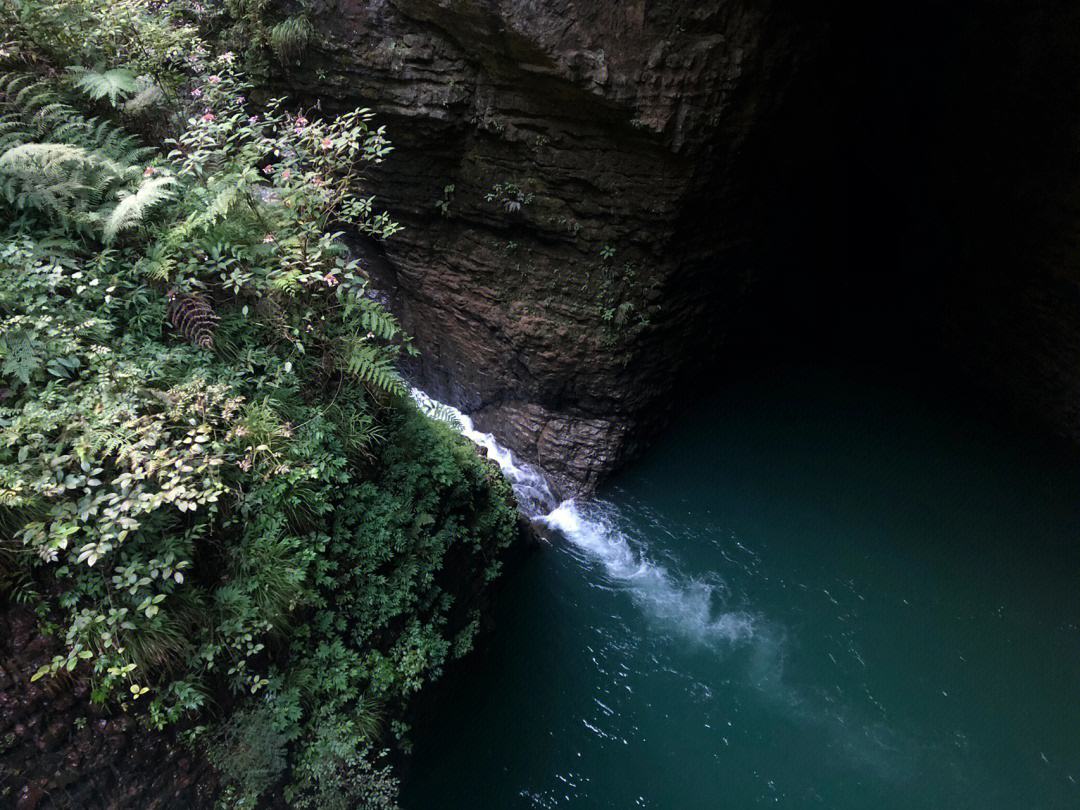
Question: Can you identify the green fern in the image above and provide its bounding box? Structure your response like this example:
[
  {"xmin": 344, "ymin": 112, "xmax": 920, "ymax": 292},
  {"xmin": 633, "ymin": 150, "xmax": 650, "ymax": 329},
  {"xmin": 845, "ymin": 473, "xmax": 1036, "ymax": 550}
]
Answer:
[
  {"xmin": 0, "ymin": 74, "xmax": 153, "ymax": 165},
  {"xmin": 357, "ymin": 296, "xmax": 401, "ymax": 341},
  {"xmin": 189, "ymin": 179, "xmax": 242, "ymax": 229},
  {"xmin": 0, "ymin": 142, "xmax": 142, "ymax": 233},
  {"xmin": 0, "ymin": 120, "xmax": 33, "ymax": 153},
  {"xmin": 424, "ymin": 401, "xmax": 464, "ymax": 431},
  {"xmin": 342, "ymin": 338, "xmax": 405, "ymax": 398},
  {"xmin": 122, "ymin": 77, "xmax": 163, "ymax": 115},
  {"xmin": 0, "ymin": 329, "xmax": 43, "ymax": 386},
  {"xmin": 0, "ymin": 143, "xmax": 98, "ymax": 215},
  {"xmin": 7, "ymin": 75, "xmax": 56, "ymax": 118},
  {"xmin": 67, "ymin": 66, "xmax": 138, "ymax": 107},
  {"xmin": 103, "ymin": 174, "xmax": 177, "ymax": 241},
  {"xmin": 0, "ymin": 75, "xmax": 157, "ymax": 235},
  {"xmin": 0, "ymin": 142, "xmax": 92, "ymax": 170}
]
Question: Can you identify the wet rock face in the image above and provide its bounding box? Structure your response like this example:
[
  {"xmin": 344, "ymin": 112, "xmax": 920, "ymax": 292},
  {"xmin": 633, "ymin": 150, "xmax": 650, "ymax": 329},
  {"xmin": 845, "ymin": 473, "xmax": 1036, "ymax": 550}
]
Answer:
[
  {"xmin": 0, "ymin": 607, "xmax": 216, "ymax": 809},
  {"xmin": 294, "ymin": 0, "xmax": 824, "ymax": 494}
]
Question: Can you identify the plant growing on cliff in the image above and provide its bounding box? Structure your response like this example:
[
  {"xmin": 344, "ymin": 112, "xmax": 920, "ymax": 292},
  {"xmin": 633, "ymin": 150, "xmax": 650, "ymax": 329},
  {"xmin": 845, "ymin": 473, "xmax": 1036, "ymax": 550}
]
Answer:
[
  {"xmin": 270, "ymin": 15, "xmax": 314, "ymax": 66},
  {"xmin": 434, "ymin": 182, "xmax": 455, "ymax": 217},
  {"xmin": 2, "ymin": 53, "xmax": 408, "ymax": 695},
  {"xmin": 67, "ymin": 65, "xmax": 140, "ymax": 107},
  {"xmin": 0, "ymin": 19, "xmax": 518, "ymax": 807},
  {"xmin": 485, "ymin": 181, "xmax": 533, "ymax": 214}
]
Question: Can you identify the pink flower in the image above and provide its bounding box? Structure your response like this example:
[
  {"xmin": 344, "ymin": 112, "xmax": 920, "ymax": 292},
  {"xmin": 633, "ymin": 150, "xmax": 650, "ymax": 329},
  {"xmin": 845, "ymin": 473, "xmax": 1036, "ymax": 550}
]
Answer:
[
  {"xmin": 190, "ymin": 88, "xmax": 202, "ymax": 98},
  {"xmin": 248, "ymin": 115, "xmax": 259, "ymax": 125},
  {"xmin": 295, "ymin": 116, "xmax": 308, "ymax": 127},
  {"xmin": 143, "ymin": 166, "xmax": 156, "ymax": 177},
  {"xmin": 235, "ymin": 95, "xmax": 245, "ymax": 105},
  {"xmin": 207, "ymin": 75, "xmax": 221, "ymax": 84},
  {"xmin": 262, "ymin": 234, "xmax": 275, "ymax": 244},
  {"xmin": 201, "ymin": 112, "xmax": 215, "ymax": 122},
  {"xmin": 320, "ymin": 137, "xmax": 332, "ymax": 150},
  {"xmin": 262, "ymin": 165, "xmax": 274, "ymax": 175},
  {"xmin": 220, "ymin": 52, "xmax": 236, "ymax": 64},
  {"xmin": 323, "ymin": 273, "xmax": 339, "ymax": 287},
  {"xmin": 281, "ymin": 169, "xmax": 291, "ymax": 181}
]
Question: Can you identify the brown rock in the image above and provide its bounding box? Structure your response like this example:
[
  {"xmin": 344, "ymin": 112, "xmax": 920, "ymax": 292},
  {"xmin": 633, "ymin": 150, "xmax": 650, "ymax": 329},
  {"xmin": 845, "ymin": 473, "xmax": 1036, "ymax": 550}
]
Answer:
[{"xmin": 282, "ymin": 0, "xmax": 824, "ymax": 494}]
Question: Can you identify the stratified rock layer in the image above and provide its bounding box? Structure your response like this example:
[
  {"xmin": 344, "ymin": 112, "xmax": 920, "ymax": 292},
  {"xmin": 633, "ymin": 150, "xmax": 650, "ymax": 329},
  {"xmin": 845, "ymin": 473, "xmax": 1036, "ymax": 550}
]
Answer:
[
  {"xmin": 292, "ymin": 0, "xmax": 823, "ymax": 494},
  {"xmin": 292, "ymin": 0, "xmax": 1080, "ymax": 491}
]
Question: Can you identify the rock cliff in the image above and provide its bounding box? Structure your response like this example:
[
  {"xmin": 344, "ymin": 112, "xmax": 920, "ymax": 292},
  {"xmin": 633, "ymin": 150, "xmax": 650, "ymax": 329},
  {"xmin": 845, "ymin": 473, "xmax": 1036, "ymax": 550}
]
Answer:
[
  {"xmin": 288, "ymin": 0, "xmax": 1080, "ymax": 492},
  {"xmin": 288, "ymin": 0, "xmax": 826, "ymax": 494}
]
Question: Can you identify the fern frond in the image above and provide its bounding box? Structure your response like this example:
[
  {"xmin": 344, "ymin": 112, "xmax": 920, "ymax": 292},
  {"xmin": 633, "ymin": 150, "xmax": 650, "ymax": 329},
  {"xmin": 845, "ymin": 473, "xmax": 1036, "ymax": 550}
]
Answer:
[
  {"xmin": 32, "ymin": 102, "xmax": 74, "ymax": 129},
  {"xmin": 68, "ymin": 66, "xmax": 138, "ymax": 108},
  {"xmin": 0, "ymin": 122, "xmax": 31, "ymax": 152},
  {"xmin": 11, "ymin": 79, "xmax": 56, "ymax": 113},
  {"xmin": 89, "ymin": 120, "xmax": 148, "ymax": 161},
  {"xmin": 167, "ymin": 290, "xmax": 219, "ymax": 349},
  {"xmin": 48, "ymin": 116, "xmax": 94, "ymax": 144},
  {"xmin": 357, "ymin": 296, "xmax": 401, "ymax": 341},
  {"xmin": 191, "ymin": 180, "xmax": 241, "ymax": 228},
  {"xmin": 140, "ymin": 240, "xmax": 176, "ymax": 280},
  {"xmin": 424, "ymin": 401, "xmax": 464, "ymax": 430},
  {"xmin": 0, "ymin": 329, "xmax": 42, "ymax": 386},
  {"xmin": 103, "ymin": 175, "xmax": 177, "ymax": 241},
  {"xmin": 123, "ymin": 82, "xmax": 163, "ymax": 115},
  {"xmin": 0, "ymin": 143, "xmax": 95, "ymax": 209},
  {"xmin": 341, "ymin": 339, "xmax": 405, "ymax": 398},
  {"xmin": 0, "ymin": 73, "xmax": 40, "ymax": 99}
]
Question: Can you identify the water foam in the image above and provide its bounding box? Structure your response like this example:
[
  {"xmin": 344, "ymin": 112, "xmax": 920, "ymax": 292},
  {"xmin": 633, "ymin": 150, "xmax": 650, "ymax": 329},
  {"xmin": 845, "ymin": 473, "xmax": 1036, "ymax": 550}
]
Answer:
[
  {"xmin": 545, "ymin": 500, "xmax": 755, "ymax": 645},
  {"xmin": 412, "ymin": 388, "xmax": 755, "ymax": 646},
  {"xmin": 412, "ymin": 389, "xmax": 556, "ymax": 515}
]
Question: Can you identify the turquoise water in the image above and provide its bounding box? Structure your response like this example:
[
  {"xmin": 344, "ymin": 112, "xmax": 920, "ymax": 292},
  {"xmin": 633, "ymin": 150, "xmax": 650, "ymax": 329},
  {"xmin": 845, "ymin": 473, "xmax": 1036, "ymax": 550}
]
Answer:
[{"xmin": 402, "ymin": 364, "xmax": 1080, "ymax": 809}]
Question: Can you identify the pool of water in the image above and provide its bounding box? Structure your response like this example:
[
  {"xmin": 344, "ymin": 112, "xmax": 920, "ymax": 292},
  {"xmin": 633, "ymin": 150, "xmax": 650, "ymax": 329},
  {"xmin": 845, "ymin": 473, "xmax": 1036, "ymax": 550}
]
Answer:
[{"xmin": 402, "ymin": 363, "xmax": 1080, "ymax": 809}]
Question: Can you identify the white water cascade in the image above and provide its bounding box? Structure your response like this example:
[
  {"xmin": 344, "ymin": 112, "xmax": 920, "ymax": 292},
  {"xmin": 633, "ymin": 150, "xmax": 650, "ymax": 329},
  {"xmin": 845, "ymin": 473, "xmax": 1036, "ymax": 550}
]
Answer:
[{"xmin": 411, "ymin": 389, "xmax": 756, "ymax": 646}]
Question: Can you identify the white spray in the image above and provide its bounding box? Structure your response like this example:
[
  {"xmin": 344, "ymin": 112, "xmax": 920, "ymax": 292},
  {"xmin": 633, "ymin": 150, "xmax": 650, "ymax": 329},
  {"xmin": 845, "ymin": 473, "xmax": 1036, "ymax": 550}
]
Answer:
[{"xmin": 411, "ymin": 389, "xmax": 755, "ymax": 646}]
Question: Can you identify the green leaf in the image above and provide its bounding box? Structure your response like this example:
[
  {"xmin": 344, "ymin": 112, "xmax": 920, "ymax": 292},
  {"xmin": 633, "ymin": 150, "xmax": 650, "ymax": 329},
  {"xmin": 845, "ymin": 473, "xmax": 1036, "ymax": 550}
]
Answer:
[
  {"xmin": 68, "ymin": 66, "xmax": 139, "ymax": 107},
  {"xmin": 103, "ymin": 175, "xmax": 177, "ymax": 242}
]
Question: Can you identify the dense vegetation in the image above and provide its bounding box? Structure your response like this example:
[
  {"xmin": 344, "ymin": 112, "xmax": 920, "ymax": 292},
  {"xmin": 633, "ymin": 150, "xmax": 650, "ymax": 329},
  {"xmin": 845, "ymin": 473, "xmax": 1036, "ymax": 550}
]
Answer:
[{"xmin": 0, "ymin": 1, "xmax": 519, "ymax": 806}]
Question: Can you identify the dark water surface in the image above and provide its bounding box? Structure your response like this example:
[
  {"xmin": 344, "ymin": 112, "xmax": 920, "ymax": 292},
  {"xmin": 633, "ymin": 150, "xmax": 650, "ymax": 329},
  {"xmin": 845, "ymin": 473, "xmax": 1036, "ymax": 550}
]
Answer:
[{"xmin": 402, "ymin": 364, "xmax": 1080, "ymax": 809}]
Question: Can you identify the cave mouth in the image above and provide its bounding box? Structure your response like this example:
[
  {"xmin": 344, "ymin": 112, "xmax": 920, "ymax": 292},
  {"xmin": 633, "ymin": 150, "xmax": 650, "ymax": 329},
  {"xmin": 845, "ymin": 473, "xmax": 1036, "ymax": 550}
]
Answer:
[{"xmin": 690, "ymin": 0, "xmax": 1080, "ymax": 428}]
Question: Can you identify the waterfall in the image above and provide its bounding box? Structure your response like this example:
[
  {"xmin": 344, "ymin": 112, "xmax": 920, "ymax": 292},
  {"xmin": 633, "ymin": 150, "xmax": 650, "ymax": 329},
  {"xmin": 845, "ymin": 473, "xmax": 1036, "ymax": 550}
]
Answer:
[{"xmin": 411, "ymin": 389, "xmax": 755, "ymax": 646}]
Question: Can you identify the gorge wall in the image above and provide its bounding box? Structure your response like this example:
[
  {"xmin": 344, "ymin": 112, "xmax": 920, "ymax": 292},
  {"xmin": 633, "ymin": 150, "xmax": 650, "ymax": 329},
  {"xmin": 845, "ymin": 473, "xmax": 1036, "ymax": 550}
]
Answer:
[
  {"xmin": 291, "ymin": 0, "xmax": 1080, "ymax": 493},
  {"xmin": 291, "ymin": 0, "xmax": 830, "ymax": 495}
]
